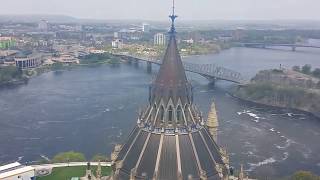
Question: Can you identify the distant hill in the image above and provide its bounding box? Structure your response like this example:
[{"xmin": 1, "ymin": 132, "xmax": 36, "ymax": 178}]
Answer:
[
  {"xmin": 0, "ymin": 14, "xmax": 158, "ymax": 25},
  {"xmin": 0, "ymin": 14, "xmax": 79, "ymax": 23}
]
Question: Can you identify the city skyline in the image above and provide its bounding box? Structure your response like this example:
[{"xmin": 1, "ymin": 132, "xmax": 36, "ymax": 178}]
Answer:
[{"xmin": 1, "ymin": 0, "xmax": 320, "ymax": 21}]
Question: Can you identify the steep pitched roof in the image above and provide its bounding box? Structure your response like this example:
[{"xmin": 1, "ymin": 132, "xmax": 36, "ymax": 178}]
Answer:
[
  {"xmin": 155, "ymin": 35, "xmax": 187, "ymax": 88},
  {"xmin": 150, "ymin": 34, "xmax": 192, "ymax": 105},
  {"xmin": 112, "ymin": 2, "xmax": 228, "ymax": 180}
]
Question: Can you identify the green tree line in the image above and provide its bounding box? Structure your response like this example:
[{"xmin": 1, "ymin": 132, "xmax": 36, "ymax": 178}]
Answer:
[
  {"xmin": 292, "ymin": 64, "xmax": 320, "ymax": 79},
  {"xmin": 0, "ymin": 66, "xmax": 24, "ymax": 84},
  {"xmin": 38, "ymin": 151, "xmax": 109, "ymax": 164}
]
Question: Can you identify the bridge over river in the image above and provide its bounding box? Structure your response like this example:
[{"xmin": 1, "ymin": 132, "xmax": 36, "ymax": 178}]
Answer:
[
  {"xmin": 239, "ymin": 42, "xmax": 320, "ymax": 51},
  {"xmin": 112, "ymin": 53, "xmax": 246, "ymax": 84}
]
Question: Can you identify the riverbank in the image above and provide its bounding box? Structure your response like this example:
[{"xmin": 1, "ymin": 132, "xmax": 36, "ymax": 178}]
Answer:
[
  {"xmin": 0, "ymin": 66, "xmax": 29, "ymax": 88},
  {"xmin": 232, "ymin": 69, "xmax": 320, "ymax": 119},
  {"xmin": 229, "ymin": 90, "xmax": 320, "ymax": 120},
  {"xmin": 0, "ymin": 53, "xmax": 121, "ymax": 88},
  {"xmin": 1, "ymin": 47, "xmax": 320, "ymax": 177}
]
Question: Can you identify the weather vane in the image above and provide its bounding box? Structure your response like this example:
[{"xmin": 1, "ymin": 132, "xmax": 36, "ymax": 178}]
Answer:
[{"xmin": 169, "ymin": 0, "xmax": 178, "ymax": 34}]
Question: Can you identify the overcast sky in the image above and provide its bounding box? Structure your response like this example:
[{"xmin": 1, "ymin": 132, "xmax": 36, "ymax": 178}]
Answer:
[{"xmin": 1, "ymin": 0, "xmax": 320, "ymax": 20}]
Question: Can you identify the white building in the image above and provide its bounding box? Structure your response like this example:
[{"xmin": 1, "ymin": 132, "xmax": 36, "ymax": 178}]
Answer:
[
  {"xmin": 112, "ymin": 39, "xmax": 123, "ymax": 49},
  {"xmin": 15, "ymin": 55, "xmax": 42, "ymax": 69},
  {"xmin": 142, "ymin": 23, "xmax": 150, "ymax": 33},
  {"xmin": 154, "ymin": 33, "xmax": 166, "ymax": 46},
  {"xmin": 38, "ymin": 19, "xmax": 48, "ymax": 32},
  {"xmin": 0, "ymin": 162, "xmax": 35, "ymax": 180},
  {"xmin": 183, "ymin": 38, "xmax": 194, "ymax": 44},
  {"xmin": 52, "ymin": 54, "xmax": 80, "ymax": 64}
]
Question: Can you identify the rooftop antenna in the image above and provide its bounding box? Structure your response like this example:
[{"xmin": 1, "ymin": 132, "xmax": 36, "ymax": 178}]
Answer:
[{"xmin": 169, "ymin": 0, "xmax": 178, "ymax": 34}]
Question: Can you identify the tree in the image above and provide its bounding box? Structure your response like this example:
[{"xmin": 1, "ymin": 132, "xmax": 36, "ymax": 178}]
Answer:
[
  {"xmin": 51, "ymin": 62, "xmax": 64, "ymax": 70},
  {"xmin": 301, "ymin": 64, "xmax": 312, "ymax": 75},
  {"xmin": 292, "ymin": 66, "xmax": 301, "ymax": 72},
  {"xmin": 0, "ymin": 66, "xmax": 23, "ymax": 82},
  {"xmin": 291, "ymin": 171, "xmax": 320, "ymax": 180},
  {"xmin": 312, "ymin": 68, "xmax": 320, "ymax": 79},
  {"xmin": 52, "ymin": 151, "xmax": 86, "ymax": 163},
  {"xmin": 91, "ymin": 154, "xmax": 109, "ymax": 162}
]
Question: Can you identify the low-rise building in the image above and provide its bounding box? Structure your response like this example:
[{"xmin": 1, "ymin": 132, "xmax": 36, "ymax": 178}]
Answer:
[
  {"xmin": 52, "ymin": 54, "xmax": 79, "ymax": 64},
  {"xmin": 0, "ymin": 162, "xmax": 35, "ymax": 180},
  {"xmin": 15, "ymin": 55, "xmax": 42, "ymax": 69},
  {"xmin": 0, "ymin": 37, "xmax": 15, "ymax": 49}
]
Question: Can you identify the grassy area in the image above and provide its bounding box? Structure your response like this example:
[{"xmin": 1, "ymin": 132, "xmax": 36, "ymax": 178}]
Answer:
[{"xmin": 37, "ymin": 166, "xmax": 112, "ymax": 180}]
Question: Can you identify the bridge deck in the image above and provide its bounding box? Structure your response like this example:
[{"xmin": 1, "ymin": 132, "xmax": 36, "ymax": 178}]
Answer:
[{"xmin": 113, "ymin": 53, "xmax": 245, "ymax": 84}]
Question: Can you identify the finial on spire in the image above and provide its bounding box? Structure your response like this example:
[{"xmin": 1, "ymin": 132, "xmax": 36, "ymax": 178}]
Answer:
[
  {"xmin": 169, "ymin": 0, "xmax": 178, "ymax": 34},
  {"xmin": 172, "ymin": 0, "xmax": 175, "ymax": 15}
]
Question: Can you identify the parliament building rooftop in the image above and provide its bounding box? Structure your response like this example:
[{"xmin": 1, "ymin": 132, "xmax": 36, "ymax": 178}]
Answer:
[{"xmin": 111, "ymin": 1, "xmax": 230, "ymax": 179}]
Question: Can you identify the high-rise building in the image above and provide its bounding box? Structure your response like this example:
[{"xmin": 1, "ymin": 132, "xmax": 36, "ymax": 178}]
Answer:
[
  {"xmin": 154, "ymin": 33, "xmax": 166, "ymax": 46},
  {"xmin": 38, "ymin": 20, "xmax": 48, "ymax": 32},
  {"xmin": 142, "ymin": 23, "xmax": 150, "ymax": 33},
  {"xmin": 111, "ymin": 3, "xmax": 230, "ymax": 180},
  {"xmin": 114, "ymin": 32, "xmax": 119, "ymax": 38}
]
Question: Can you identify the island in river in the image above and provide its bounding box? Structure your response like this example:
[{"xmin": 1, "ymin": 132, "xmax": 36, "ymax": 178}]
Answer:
[{"xmin": 233, "ymin": 68, "xmax": 320, "ymax": 118}]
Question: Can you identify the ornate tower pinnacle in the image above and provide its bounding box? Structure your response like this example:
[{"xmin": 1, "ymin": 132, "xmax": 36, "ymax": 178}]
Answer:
[
  {"xmin": 112, "ymin": 2, "xmax": 229, "ymax": 179},
  {"xmin": 169, "ymin": 0, "xmax": 178, "ymax": 34}
]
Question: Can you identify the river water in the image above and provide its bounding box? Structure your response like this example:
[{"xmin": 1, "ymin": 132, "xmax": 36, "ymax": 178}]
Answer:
[{"xmin": 0, "ymin": 47, "xmax": 320, "ymax": 178}]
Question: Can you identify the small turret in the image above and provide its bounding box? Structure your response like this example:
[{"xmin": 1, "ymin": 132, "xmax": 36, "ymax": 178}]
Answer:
[
  {"xmin": 239, "ymin": 164, "xmax": 244, "ymax": 180},
  {"xmin": 207, "ymin": 101, "xmax": 219, "ymax": 141},
  {"xmin": 96, "ymin": 160, "xmax": 102, "ymax": 180}
]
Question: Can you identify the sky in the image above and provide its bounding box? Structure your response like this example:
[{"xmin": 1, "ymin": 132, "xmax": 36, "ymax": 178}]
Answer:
[{"xmin": 1, "ymin": 0, "xmax": 320, "ymax": 21}]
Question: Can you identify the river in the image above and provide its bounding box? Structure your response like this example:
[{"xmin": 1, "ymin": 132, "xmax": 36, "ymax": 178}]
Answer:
[{"xmin": 0, "ymin": 47, "xmax": 320, "ymax": 178}]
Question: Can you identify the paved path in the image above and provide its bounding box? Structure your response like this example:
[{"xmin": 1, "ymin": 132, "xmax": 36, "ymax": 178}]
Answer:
[
  {"xmin": 32, "ymin": 162, "xmax": 112, "ymax": 169},
  {"xmin": 32, "ymin": 162, "xmax": 112, "ymax": 176}
]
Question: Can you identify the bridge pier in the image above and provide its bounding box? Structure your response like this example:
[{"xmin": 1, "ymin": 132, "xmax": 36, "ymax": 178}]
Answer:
[
  {"xmin": 147, "ymin": 62, "xmax": 152, "ymax": 73},
  {"xmin": 203, "ymin": 75, "xmax": 217, "ymax": 86},
  {"xmin": 125, "ymin": 57, "xmax": 134, "ymax": 64},
  {"xmin": 208, "ymin": 79, "xmax": 216, "ymax": 86},
  {"xmin": 134, "ymin": 59, "xmax": 139, "ymax": 67}
]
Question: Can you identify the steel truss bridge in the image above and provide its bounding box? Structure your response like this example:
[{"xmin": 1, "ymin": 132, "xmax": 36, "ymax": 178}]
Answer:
[
  {"xmin": 113, "ymin": 53, "xmax": 245, "ymax": 84},
  {"xmin": 239, "ymin": 42, "xmax": 320, "ymax": 51}
]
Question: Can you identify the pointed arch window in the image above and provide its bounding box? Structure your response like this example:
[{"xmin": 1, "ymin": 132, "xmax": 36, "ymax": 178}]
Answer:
[
  {"xmin": 153, "ymin": 104, "xmax": 157, "ymax": 113},
  {"xmin": 184, "ymin": 105, "xmax": 189, "ymax": 122},
  {"xmin": 160, "ymin": 106, "xmax": 165, "ymax": 122},
  {"xmin": 168, "ymin": 106, "xmax": 173, "ymax": 123},
  {"xmin": 176, "ymin": 105, "xmax": 182, "ymax": 123}
]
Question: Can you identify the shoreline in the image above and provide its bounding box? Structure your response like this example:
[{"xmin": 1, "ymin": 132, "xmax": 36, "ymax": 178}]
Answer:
[
  {"xmin": 228, "ymin": 90, "xmax": 320, "ymax": 120},
  {"xmin": 0, "ymin": 78, "xmax": 28, "ymax": 88},
  {"xmin": 0, "ymin": 60, "xmax": 120, "ymax": 89}
]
